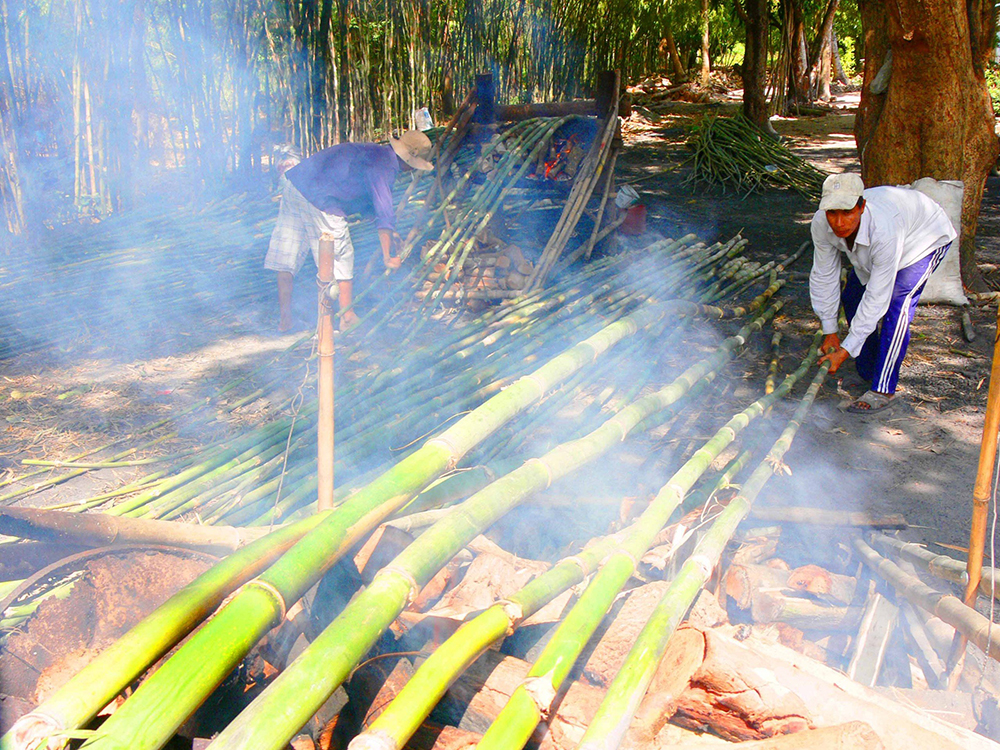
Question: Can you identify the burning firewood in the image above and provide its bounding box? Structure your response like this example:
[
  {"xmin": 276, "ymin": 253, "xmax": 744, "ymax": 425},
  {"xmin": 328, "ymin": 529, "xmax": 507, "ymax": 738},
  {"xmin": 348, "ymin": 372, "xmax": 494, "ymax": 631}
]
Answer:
[
  {"xmin": 672, "ymin": 639, "xmax": 814, "ymax": 741},
  {"xmin": 725, "ymin": 563, "xmax": 864, "ymax": 631},
  {"xmin": 786, "ymin": 563, "xmax": 858, "ymax": 606}
]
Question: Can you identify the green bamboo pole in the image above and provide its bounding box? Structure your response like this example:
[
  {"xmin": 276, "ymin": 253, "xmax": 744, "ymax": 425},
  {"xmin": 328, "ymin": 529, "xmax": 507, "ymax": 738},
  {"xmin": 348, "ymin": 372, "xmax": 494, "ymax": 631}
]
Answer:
[
  {"xmin": 350, "ymin": 413, "xmax": 759, "ymax": 750},
  {"xmin": 765, "ymin": 331, "xmax": 782, "ymax": 395},
  {"xmin": 72, "ymin": 300, "xmax": 678, "ymax": 750},
  {"xmin": 198, "ymin": 304, "xmax": 781, "ymax": 750},
  {"xmin": 348, "ymin": 527, "xmax": 631, "ymax": 750},
  {"xmin": 2, "ymin": 512, "xmax": 333, "ymax": 750},
  {"xmin": 474, "ymin": 340, "xmax": 820, "ymax": 750},
  {"xmin": 576, "ymin": 360, "xmax": 830, "ymax": 750}
]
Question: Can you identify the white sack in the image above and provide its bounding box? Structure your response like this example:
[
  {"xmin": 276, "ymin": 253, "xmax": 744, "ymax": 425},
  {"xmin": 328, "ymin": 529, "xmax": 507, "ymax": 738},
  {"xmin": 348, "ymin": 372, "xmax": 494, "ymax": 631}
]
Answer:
[{"xmin": 907, "ymin": 177, "xmax": 967, "ymax": 306}]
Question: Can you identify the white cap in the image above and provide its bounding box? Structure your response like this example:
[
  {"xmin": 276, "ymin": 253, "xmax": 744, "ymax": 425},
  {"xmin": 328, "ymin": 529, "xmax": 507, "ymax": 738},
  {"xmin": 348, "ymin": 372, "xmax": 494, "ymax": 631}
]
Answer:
[{"xmin": 819, "ymin": 173, "xmax": 865, "ymax": 211}]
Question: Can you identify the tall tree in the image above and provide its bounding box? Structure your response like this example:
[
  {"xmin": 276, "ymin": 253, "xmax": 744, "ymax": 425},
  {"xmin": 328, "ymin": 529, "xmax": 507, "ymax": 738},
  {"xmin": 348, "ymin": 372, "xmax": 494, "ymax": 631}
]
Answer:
[
  {"xmin": 736, "ymin": 0, "xmax": 774, "ymax": 135},
  {"xmin": 855, "ymin": 0, "xmax": 998, "ymax": 288},
  {"xmin": 699, "ymin": 0, "xmax": 711, "ymax": 85}
]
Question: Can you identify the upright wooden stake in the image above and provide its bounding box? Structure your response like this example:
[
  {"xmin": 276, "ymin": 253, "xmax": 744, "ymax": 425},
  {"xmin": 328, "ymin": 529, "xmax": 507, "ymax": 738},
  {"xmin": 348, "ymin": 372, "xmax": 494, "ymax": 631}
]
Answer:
[
  {"xmin": 317, "ymin": 235, "xmax": 336, "ymax": 511},
  {"xmin": 948, "ymin": 302, "xmax": 1000, "ymax": 681},
  {"xmin": 965, "ymin": 302, "xmax": 1000, "ymax": 605}
]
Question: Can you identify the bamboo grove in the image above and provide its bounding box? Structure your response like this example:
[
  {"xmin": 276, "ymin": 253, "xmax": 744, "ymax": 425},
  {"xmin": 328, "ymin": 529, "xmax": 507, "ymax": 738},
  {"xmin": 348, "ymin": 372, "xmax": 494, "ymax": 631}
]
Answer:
[
  {"xmin": 0, "ymin": 0, "xmax": 667, "ymax": 236},
  {"xmin": 0, "ymin": 0, "xmax": 865, "ymax": 237}
]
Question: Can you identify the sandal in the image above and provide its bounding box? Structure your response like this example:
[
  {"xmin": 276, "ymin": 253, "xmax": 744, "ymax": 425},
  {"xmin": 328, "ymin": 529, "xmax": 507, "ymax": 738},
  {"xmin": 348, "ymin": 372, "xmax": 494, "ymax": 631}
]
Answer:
[{"xmin": 847, "ymin": 390, "xmax": 894, "ymax": 414}]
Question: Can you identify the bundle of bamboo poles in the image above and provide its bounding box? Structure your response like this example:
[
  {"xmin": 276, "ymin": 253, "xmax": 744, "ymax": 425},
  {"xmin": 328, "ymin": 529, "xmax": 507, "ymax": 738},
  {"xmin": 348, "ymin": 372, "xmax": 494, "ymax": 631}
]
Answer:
[
  {"xmin": 685, "ymin": 114, "xmax": 828, "ymax": 199},
  {"xmin": 2, "ymin": 226, "xmax": 805, "ymax": 749},
  {"xmin": 21, "ymin": 296, "xmax": 784, "ymax": 750},
  {"xmin": 1, "ymin": 235, "xmax": 751, "ymax": 521},
  {"xmin": 0, "ymin": 232, "xmax": 778, "ymax": 611}
]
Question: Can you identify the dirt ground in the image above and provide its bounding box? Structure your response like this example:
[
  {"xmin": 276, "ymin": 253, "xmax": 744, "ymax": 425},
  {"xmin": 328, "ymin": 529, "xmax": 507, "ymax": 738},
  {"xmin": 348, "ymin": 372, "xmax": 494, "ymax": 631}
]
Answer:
[
  {"xmin": 619, "ymin": 87, "xmax": 1000, "ymax": 550},
  {"xmin": 2, "ymin": 91, "xmax": 997, "ymax": 558}
]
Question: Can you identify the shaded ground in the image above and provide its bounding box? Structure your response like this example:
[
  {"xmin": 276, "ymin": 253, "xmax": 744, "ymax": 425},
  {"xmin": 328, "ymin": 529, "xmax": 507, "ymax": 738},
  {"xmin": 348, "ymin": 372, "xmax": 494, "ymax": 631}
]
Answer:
[{"xmin": 618, "ymin": 90, "xmax": 999, "ymax": 550}]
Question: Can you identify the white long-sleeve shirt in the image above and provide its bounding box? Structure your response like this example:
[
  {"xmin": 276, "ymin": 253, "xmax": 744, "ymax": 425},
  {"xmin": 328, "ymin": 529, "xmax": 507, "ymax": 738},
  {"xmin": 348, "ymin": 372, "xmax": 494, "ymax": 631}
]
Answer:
[{"xmin": 809, "ymin": 185, "xmax": 956, "ymax": 357}]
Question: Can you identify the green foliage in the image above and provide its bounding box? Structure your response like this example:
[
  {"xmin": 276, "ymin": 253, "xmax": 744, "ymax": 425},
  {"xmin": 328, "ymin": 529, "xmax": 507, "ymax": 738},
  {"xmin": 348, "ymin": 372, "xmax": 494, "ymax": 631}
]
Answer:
[
  {"xmin": 838, "ymin": 35, "xmax": 857, "ymax": 77},
  {"xmin": 718, "ymin": 42, "xmax": 746, "ymax": 69},
  {"xmin": 834, "ymin": 0, "xmax": 861, "ymax": 76},
  {"xmin": 986, "ymin": 64, "xmax": 1000, "ymax": 111}
]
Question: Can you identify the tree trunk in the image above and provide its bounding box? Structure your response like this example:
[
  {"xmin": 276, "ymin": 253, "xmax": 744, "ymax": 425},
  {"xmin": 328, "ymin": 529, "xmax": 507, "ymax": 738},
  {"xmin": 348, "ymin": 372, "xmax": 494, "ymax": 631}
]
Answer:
[
  {"xmin": 831, "ymin": 29, "xmax": 850, "ymax": 84},
  {"xmin": 856, "ymin": 0, "xmax": 998, "ymax": 290},
  {"xmin": 819, "ymin": 29, "xmax": 833, "ymax": 101},
  {"xmin": 740, "ymin": 0, "xmax": 775, "ymax": 135},
  {"xmin": 700, "ymin": 0, "xmax": 711, "ymax": 85},
  {"xmin": 785, "ymin": 0, "xmax": 810, "ymax": 104},
  {"xmin": 806, "ymin": 0, "xmax": 839, "ymax": 92},
  {"xmin": 662, "ymin": 29, "xmax": 686, "ymax": 81}
]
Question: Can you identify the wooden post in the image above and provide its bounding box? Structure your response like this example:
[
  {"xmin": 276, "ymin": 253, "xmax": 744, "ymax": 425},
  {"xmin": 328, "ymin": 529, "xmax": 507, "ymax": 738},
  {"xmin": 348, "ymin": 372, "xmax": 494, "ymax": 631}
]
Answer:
[
  {"xmin": 965, "ymin": 301, "xmax": 1000, "ymax": 606},
  {"xmin": 595, "ymin": 70, "xmax": 620, "ymax": 121},
  {"xmin": 317, "ymin": 235, "xmax": 336, "ymax": 511},
  {"xmin": 948, "ymin": 302, "xmax": 1000, "ymax": 678},
  {"xmin": 473, "ymin": 74, "xmax": 495, "ymax": 124}
]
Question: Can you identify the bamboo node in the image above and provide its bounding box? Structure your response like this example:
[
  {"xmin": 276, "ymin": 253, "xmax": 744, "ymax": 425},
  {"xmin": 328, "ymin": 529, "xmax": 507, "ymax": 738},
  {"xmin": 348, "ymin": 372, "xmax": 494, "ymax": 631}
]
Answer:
[
  {"xmin": 375, "ymin": 566, "xmax": 421, "ymax": 604},
  {"xmin": 687, "ymin": 553, "xmax": 717, "ymax": 580},
  {"xmin": 236, "ymin": 579, "xmax": 288, "ymax": 622},
  {"xmin": 563, "ymin": 555, "xmax": 588, "ymax": 574},
  {"xmin": 525, "ymin": 458, "xmax": 555, "ymax": 489},
  {"xmin": 519, "ymin": 373, "xmax": 550, "ymax": 398},
  {"xmin": 426, "ymin": 434, "xmax": 463, "ymax": 465},
  {"xmin": 499, "ymin": 599, "xmax": 524, "ymax": 630},
  {"xmin": 522, "ymin": 674, "xmax": 558, "ymax": 717},
  {"xmin": 9, "ymin": 710, "xmax": 65, "ymax": 750}
]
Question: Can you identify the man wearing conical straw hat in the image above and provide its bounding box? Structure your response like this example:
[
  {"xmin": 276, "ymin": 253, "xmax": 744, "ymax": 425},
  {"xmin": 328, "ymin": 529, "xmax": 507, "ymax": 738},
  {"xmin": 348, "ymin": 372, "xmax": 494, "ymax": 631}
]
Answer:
[
  {"xmin": 811, "ymin": 173, "xmax": 956, "ymax": 413},
  {"xmin": 264, "ymin": 131, "xmax": 434, "ymax": 333}
]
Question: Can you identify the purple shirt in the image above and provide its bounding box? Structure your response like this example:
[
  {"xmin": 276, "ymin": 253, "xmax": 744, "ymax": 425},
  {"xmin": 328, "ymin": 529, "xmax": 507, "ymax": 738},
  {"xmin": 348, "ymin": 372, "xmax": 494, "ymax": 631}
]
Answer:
[{"xmin": 286, "ymin": 143, "xmax": 400, "ymax": 230}]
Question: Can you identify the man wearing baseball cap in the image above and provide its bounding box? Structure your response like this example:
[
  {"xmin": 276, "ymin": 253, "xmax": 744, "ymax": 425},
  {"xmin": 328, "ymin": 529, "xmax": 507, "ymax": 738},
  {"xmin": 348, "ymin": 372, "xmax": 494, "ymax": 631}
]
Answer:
[
  {"xmin": 811, "ymin": 173, "xmax": 957, "ymax": 412},
  {"xmin": 264, "ymin": 130, "xmax": 434, "ymax": 333}
]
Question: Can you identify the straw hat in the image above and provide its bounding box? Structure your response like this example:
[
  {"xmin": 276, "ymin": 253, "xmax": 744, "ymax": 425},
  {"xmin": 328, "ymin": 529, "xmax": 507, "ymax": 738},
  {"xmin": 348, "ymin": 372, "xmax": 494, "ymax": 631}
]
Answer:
[{"xmin": 390, "ymin": 130, "xmax": 434, "ymax": 171}]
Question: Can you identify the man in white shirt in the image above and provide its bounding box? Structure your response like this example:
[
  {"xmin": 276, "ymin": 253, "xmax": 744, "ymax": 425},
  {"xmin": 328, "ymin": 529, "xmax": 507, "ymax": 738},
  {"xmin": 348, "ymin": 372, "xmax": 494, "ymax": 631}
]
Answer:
[{"xmin": 811, "ymin": 173, "xmax": 957, "ymax": 412}]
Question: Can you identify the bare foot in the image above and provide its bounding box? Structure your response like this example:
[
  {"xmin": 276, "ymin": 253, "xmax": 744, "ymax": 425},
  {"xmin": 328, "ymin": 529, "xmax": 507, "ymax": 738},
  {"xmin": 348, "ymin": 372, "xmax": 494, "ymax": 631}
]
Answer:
[{"xmin": 339, "ymin": 311, "xmax": 360, "ymax": 333}]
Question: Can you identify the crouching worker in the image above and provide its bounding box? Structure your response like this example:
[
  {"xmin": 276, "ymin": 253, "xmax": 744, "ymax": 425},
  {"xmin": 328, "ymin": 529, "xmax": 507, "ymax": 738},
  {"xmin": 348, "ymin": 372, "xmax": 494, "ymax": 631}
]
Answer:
[
  {"xmin": 811, "ymin": 173, "xmax": 957, "ymax": 413},
  {"xmin": 264, "ymin": 130, "xmax": 434, "ymax": 333}
]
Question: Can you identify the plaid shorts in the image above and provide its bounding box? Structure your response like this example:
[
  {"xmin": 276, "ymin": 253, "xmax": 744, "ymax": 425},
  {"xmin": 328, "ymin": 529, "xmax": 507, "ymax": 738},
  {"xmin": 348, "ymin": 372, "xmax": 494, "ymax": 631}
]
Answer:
[{"xmin": 264, "ymin": 178, "xmax": 355, "ymax": 279}]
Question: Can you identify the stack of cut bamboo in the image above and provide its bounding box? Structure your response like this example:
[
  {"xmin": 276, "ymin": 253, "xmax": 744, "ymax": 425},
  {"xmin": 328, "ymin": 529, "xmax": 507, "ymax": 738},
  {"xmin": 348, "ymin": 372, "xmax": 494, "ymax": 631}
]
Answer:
[{"xmin": 718, "ymin": 512, "xmax": 1000, "ymax": 716}]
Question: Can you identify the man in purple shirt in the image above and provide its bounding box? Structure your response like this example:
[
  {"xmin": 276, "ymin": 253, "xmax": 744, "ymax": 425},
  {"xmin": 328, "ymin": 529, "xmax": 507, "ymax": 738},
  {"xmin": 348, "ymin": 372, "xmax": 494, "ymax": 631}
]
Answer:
[{"xmin": 264, "ymin": 130, "xmax": 433, "ymax": 332}]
